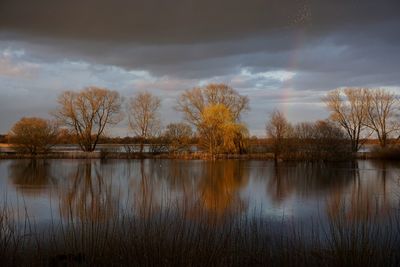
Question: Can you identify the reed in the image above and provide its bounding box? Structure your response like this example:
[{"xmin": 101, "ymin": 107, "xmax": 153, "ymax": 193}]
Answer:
[{"xmin": 0, "ymin": 197, "xmax": 399, "ymax": 266}]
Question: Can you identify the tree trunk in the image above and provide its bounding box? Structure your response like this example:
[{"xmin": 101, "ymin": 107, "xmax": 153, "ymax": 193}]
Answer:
[{"xmin": 139, "ymin": 140, "xmax": 144, "ymax": 154}]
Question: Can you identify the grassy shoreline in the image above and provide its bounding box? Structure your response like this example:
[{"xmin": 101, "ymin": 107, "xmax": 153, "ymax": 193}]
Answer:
[
  {"xmin": 0, "ymin": 151, "xmax": 278, "ymax": 160},
  {"xmin": 0, "ymin": 151, "xmax": 391, "ymax": 160},
  {"xmin": 1, "ymin": 202, "xmax": 400, "ymax": 266}
]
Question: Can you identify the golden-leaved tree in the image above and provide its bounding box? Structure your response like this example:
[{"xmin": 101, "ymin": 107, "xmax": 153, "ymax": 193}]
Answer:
[
  {"xmin": 198, "ymin": 104, "xmax": 248, "ymax": 155},
  {"xmin": 177, "ymin": 83, "xmax": 249, "ymax": 154},
  {"xmin": 176, "ymin": 83, "xmax": 249, "ymax": 127},
  {"xmin": 8, "ymin": 117, "xmax": 58, "ymax": 155}
]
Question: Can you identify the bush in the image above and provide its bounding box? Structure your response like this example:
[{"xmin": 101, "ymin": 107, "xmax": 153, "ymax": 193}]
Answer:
[{"xmin": 8, "ymin": 117, "xmax": 58, "ymax": 155}]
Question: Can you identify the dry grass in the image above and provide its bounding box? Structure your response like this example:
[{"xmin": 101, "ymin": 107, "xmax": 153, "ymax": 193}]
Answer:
[{"xmin": 0, "ymin": 198, "xmax": 399, "ymax": 267}]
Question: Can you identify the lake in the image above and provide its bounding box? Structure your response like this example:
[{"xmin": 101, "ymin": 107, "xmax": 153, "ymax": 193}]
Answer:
[{"xmin": 0, "ymin": 159, "xmax": 399, "ymax": 227}]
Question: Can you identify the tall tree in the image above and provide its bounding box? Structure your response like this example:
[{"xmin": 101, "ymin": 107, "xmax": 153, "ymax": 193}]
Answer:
[
  {"xmin": 127, "ymin": 91, "xmax": 161, "ymax": 153},
  {"xmin": 323, "ymin": 88, "xmax": 370, "ymax": 152},
  {"xmin": 8, "ymin": 117, "xmax": 58, "ymax": 155},
  {"xmin": 365, "ymin": 89, "xmax": 399, "ymax": 148},
  {"xmin": 176, "ymin": 83, "xmax": 249, "ymax": 126},
  {"xmin": 198, "ymin": 104, "xmax": 248, "ymax": 155},
  {"xmin": 266, "ymin": 110, "xmax": 292, "ymax": 161},
  {"xmin": 55, "ymin": 87, "xmax": 123, "ymax": 152}
]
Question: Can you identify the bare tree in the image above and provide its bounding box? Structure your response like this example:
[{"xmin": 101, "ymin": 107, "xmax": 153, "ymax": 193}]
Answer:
[
  {"xmin": 365, "ymin": 89, "xmax": 399, "ymax": 148},
  {"xmin": 292, "ymin": 120, "xmax": 350, "ymax": 159},
  {"xmin": 266, "ymin": 110, "xmax": 292, "ymax": 161},
  {"xmin": 127, "ymin": 91, "xmax": 161, "ymax": 153},
  {"xmin": 8, "ymin": 117, "xmax": 58, "ymax": 155},
  {"xmin": 164, "ymin": 122, "xmax": 193, "ymax": 152},
  {"xmin": 293, "ymin": 122, "xmax": 315, "ymax": 140},
  {"xmin": 55, "ymin": 87, "xmax": 123, "ymax": 152},
  {"xmin": 323, "ymin": 88, "xmax": 370, "ymax": 152},
  {"xmin": 176, "ymin": 83, "xmax": 249, "ymax": 126}
]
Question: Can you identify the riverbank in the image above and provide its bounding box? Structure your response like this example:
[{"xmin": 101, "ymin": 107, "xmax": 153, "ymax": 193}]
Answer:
[
  {"xmin": 0, "ymin": 151, "xmax": 391, "ymax": 161},
  {"xmin": 1, "ymin": 144, "xmax": 399, "ymax": 161},
  {"xmin": 0, "ymin": 151, "xmax": 276, "ymax": 160}
]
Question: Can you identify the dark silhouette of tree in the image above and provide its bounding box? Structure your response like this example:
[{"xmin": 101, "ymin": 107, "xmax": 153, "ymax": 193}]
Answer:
[
  {"xmin": 164, "ymin": 122, "xmax": 193, "ymax": 152},
  {"xmin": 266, "ymin": 110, "xmax": 292, "ymax": 161}
]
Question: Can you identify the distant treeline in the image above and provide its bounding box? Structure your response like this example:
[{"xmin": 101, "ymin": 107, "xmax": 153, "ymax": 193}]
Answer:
[{"xmin": 2, "ymin": 84, "xmax": 400, "ymax": 160}]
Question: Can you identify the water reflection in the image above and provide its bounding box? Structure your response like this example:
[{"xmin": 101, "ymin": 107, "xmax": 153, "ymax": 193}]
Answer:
[
  {"xmin": 1, "ymin": 159, "xmax": 400, "ymax": 225},
  {"xmin": 8, "ymin": 160, "xmax": 57, "ymax": 195},
  {"xmin": 267, "ymin": 162, "xmax": 355, "ymax": 204},
  {"xmin": 132, "ymin": 160, "xmax": 164, "ymax": 217},
  {"xmin": 327, "ymin": 161, "xmax": 396, "ymax": 222},
  {"xmin": 196, "ymin": 161, "xmax": 249, "ymax": 215},
  {"xmin": 59, "ymin": 161, "xmax": 118, "ymax": 221},
  {"xmin": 124, "ymin": 160, "xmax": 249, "ymax": 217}
]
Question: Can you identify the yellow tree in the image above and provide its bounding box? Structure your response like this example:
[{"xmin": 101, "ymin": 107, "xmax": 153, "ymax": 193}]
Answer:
[
  {"xmin": 199, "ymin": 104, "xmax": 248, "ymax": 155},
  {"xmin": 176, "ymin": 83, "xmax": 249, "ymax": 127},
  {"xmin": 8, "ymin": 117, "xmax": 58, "ymax": 155}
]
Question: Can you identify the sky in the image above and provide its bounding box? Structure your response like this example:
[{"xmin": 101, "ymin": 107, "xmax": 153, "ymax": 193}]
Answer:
[{"xmin": 0, "ymin": 0, "xmax": 400, "ymax": 136}]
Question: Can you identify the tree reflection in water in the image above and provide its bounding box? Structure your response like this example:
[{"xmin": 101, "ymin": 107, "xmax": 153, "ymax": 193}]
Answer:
[
  {"xmin": 125, "ymin": 160, "xmax": 250, "ymax": 219},
  {"xmin": 196, "ymin": 160, "xmax": 249, "ymax": 216},
  {"xmin": 5, "ymin": 159, "xmax": 400, "ymax": 225},
  {"xmin": 59, "ymin": 161, "xmax": 118, "ymax": 221},
  {"xmin": 327, "ymin": 161, "xmax": 396, "ymax": 222},
  {"xmin": 133, "ymin": 160, "xmax": 163, "ymax": 217},
  {"xmin": 263, "ymin": 161, "xmax": 400, "ymax": 222},
  {"xmin": 8, "ymin": 159, "xmax": 57, "ymax": 195},
  {"xmin": 267, "ymin": 162, "xmax": 354, "ymax": 204}
]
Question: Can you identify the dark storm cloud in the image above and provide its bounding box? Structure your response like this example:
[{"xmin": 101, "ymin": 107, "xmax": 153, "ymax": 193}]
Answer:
[
  {"xmin": 1, "ymin": 0, "xmax": 399, "ymax": 80},
  {"xmin": 0, "ymin": 0, "xmax": 314, "ymax": 43},
  {"xmin": 1, "ymin": 0, "xmax": 399, "ymax": 43},
  {"xmin": 1, "ymin": 0, "xmax": 400, "ymax": 135}
]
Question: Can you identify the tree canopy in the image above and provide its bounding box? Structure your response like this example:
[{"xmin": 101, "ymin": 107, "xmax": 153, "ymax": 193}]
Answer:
[
  {"xmin": 55, "ymin": 87, "xmax": 123, "ymax": 152},
  {"xmin": 199, "ymin": 104, "xmax": 248, "ymax": 155},
  {"xmin": 176, "ymin": 83, "xmax": 249, "ymax": 127},
  {"xmin": 127, "ymin": 91, "xmax": 161, "ymax": 153},
  {"xmin": 323, "ymin": 88, "xmax": 400, "ymax": 151},
  {"xmin": 8, "ymin": 117, "xmax": 58, "ymax": 155},
  {"xmin": 323, "ymin": 88, "xmax": 370, "ymax": 152},
  {"xmin": 266, "ymin": 110, "xmax": 293, "ymax": 160},
  {"xmin": 164, "ymin": 122, "xmax": 193, "ymax": 152}
]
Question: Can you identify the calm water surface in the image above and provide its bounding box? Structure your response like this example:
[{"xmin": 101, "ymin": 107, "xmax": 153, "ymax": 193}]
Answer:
[{"xmin": 0, "ymin": 159, "xmax": 399, "ymax": 226}]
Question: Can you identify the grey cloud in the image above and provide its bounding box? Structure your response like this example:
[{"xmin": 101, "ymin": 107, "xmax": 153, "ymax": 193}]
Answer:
[
  {"xmin": 1, "ymin": 0, "xmax": 399, "ymax": 44},
  {"xmin": 1, "ymin": 11, "xmax": 399, "ymax": 82},
  {"xmin": 0, "ymin": 0, "xmax": 312, "ymax": 43},
  {"xmin": 1, "ymin": 0, "xmax": 400, "ymax": 136}
]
